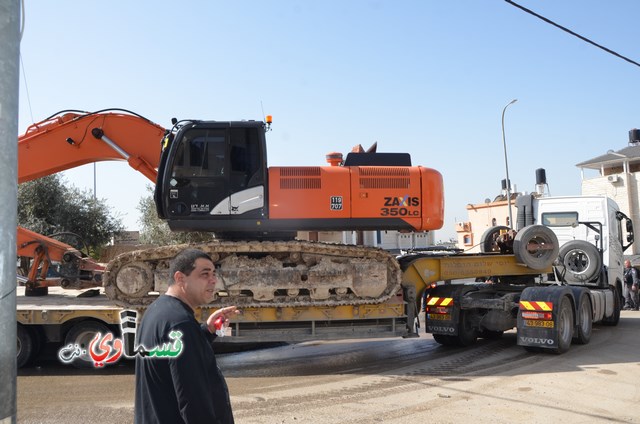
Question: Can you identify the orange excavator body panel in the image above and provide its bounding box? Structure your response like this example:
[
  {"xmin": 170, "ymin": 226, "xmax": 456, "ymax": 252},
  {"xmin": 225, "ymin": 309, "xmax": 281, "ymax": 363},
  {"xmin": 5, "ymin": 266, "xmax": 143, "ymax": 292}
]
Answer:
[{"xmin": 268, "ymin": 165, "xmax": 443, "ymax": 231}]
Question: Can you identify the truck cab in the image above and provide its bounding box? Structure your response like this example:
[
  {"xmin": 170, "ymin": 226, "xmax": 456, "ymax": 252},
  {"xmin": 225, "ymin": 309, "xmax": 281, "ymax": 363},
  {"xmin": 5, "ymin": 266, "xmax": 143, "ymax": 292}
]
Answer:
[{"xmin": 520, "ymin": 195, "xmax": 634, "ymax": 288}]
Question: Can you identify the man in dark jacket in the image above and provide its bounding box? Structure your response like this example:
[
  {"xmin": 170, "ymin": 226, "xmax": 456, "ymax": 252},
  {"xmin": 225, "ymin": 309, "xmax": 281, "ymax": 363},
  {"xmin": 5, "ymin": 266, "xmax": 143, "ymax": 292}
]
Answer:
[
  {"xmin": 623, "ymin": 259, "xmax": 639, "ymax": 311},
  {"xmin": 135, "ymin": 248, "xmax": 238, "ymax": 424}
]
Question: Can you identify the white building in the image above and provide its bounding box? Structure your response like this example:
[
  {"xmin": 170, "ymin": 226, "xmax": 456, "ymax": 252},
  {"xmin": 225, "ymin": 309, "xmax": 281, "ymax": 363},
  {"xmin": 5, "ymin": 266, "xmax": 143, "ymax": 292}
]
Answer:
[
  {"xmin": 576, "ymin": 130, "xmax": 640, "ymax": 255},
  {"xmin": 297, "ymin": 230, "xmax": 434, "ymax": 253}
]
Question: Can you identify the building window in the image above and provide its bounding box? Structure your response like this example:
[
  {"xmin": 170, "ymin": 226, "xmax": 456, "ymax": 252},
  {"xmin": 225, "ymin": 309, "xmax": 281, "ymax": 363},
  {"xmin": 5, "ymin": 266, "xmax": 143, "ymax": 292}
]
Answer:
[{"xmin": 463, "ymin": 234, "xmax": 473, "ymax": 246}]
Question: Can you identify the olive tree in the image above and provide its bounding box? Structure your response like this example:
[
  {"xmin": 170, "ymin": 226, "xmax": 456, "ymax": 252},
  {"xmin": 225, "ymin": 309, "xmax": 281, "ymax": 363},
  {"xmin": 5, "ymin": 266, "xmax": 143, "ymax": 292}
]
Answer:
[{"xmin": 18, "ymin": 174, "xmax": 123, "ymax": 257}]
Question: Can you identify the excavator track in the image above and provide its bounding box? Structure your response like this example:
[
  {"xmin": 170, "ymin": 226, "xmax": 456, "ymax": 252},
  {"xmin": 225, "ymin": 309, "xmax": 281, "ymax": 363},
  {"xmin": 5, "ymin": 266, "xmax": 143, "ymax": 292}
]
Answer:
[{"xmin": 104, "ymin": 240, "xmax": 402, "ymax": 308}]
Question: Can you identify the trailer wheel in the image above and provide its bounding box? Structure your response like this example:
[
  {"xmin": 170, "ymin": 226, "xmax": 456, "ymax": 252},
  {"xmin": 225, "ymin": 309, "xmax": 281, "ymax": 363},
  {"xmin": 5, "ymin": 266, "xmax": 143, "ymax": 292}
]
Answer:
[
  {"xmin": 602, "ymin": 284, "xmax": 621, "ymax": 326},
  {"xmin": 17, "ymin": 324, "xmax": 36, "ymax": 368},
  {"xmin": 480, "ymin": 226, "xmax": 510, "ymax": 253},
  {"xmin": 64, "ymin": 321, "xmax": 110, "ymax": 368},
  {"xmin": 573, "ymin": 293, "xmax": 593, "ymax": 345},
  {"xmin": 513, "ymin": 225, "xmax": 559, "ymax": 270},
  {"xmin": 557, "ymin": 240, "xmax": 601, "ymax": 283},
  {"xmin": 554, "ymin": 296, "xmax": 574, "ymax": 354},
  {"xmin": 432, "ymin": 334, "xmax": 458, "ymax": 346}
]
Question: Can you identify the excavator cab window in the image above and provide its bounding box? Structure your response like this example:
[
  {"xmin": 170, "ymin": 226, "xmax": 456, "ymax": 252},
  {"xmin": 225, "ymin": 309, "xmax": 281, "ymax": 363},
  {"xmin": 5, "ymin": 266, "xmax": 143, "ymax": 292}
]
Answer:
[
  {"xmin": 172, "ymin": 129, "xmax": 226, "ymax": 178},
  {"xmin": 157, "ymin": 122, "xmax": 267, "ymax": 223}
]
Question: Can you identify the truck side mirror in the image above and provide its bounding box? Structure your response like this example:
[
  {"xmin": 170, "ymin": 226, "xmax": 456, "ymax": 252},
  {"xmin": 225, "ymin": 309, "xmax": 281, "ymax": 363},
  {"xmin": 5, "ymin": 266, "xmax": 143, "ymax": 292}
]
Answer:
[{"xmin": 623, "ymin": 217, "xmax": 634, "ymax": 251}]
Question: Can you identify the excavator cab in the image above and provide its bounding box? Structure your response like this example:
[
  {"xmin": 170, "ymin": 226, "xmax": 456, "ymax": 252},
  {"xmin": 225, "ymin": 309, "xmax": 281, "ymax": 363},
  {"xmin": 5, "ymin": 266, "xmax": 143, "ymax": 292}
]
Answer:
[{"xmin": 155, "ymin": 120, "xmax": 269, "ymax": 234}]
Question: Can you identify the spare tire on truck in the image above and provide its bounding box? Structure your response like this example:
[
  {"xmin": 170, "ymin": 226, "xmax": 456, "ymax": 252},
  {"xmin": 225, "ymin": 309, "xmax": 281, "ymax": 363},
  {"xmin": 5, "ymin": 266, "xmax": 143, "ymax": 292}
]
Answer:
[
  {"xmin": 513, "ymin": 225, "xmax": 559, "ymax": 270},
  {"xmin": 480, "ymin": 226, "xmax": 510, "ymax": 253},
  {"xmin": 557, "ymin": 240, "xmax": 601, "ymax": 283}
]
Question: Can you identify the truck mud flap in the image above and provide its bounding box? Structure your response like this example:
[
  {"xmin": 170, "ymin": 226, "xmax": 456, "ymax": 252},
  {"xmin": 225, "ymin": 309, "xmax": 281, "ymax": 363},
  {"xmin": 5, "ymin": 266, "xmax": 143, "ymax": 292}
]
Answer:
[
  {"xmin": 517, "ymin": 285, "xmax": 574, "ymax": 350},
  {"xmin": 424, "ymin": 284, "xmax": 482, "ymax": 336},
  {"xmin": 426, "ymin": 306, "xmax": 459, "ymax": 336}
]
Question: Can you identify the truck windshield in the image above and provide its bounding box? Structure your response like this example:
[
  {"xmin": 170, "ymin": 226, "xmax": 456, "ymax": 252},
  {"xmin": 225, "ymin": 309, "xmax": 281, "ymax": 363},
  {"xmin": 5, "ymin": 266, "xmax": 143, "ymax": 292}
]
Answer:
[{"xmin": 541, "ymin": 212, "xmax": 578, "ymax": 227}]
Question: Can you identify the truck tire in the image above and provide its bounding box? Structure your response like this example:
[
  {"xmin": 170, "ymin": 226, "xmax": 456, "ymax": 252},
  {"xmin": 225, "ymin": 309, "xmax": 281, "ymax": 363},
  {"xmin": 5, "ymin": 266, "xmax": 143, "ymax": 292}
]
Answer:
[
  {"xmin": 456, "ymin": 310, "xmax": 478, "ymax": 346},
  {"xmin": 480, "ymin": 226, "xmax": 510, "ymax": 253},
  {"xmin": 64, "ymin": 321, "xmax": 111, "ymax": 368},
  {"xmin": 17, "ymin": 324, "xmax": 36, "ymax": 368},
  {"xmin": 557, "ymin": 240, "xmax": 601, "ymax": 283},
  {"xmin": 432, "ymin": 334, "xmax": 458, "ymax": 346},
  {"xmin": 513, "ymin": 225, "xmax": 559, "ymax": 270},
  {"xmin": 602, "ymin": 285, "xmax": 621, "ymax": 326},
  {"xmin": 573, "ymin": 293, "xmax": 592, "ymax": 345},
  {"xmin": 554, "ymin": 296, "xmax": 574, "ymax": 354}
]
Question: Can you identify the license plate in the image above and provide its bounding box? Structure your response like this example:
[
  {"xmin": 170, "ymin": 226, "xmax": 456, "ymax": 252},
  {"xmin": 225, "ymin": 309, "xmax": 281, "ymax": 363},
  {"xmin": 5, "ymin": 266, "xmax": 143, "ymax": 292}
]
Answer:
[
  {"xmin": 427, "ymin": 314, "xmax": 451, "ymax": 321},
  {"xmin": 524, "ymin": 319, "xmax": 554, "ymax": 328}
]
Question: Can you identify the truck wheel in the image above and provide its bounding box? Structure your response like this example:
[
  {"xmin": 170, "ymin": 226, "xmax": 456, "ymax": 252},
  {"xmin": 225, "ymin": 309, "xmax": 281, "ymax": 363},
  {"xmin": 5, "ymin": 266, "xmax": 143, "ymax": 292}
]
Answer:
[
  {"xmin": 17, "ymin": 324, "xmax": 36, "ymax": 368},
  {"xmin": 554, "ymin": 296, "xmax": 574, "ymax": 354},
  {"xmin": 573, "ymin": 294, "xmax": 592, "ymax": 345},
  {"xmin": 557, "ymin": 240, "xmax": 601, "ymax": 283},
  {"xmin": 456, "ymin": 310, "xmax": 478, "ymax": 346},
  {"xmin": 432, "ymin": 334, "xmax": 458, "ymax": 346},
  {"xmin": 64, "ymin": 321, "xmax": 111, "ymax": 368},
  {"xmin": 480, "ymin": 226, "xmax": 510, "ymax": 253},
  {"xmin": 602, "ymin": 285, "xmax": 621, "ymax": 326},
  {"xmin": 513, "ymin": 225, "xmax": 559, "ymax": 270}
]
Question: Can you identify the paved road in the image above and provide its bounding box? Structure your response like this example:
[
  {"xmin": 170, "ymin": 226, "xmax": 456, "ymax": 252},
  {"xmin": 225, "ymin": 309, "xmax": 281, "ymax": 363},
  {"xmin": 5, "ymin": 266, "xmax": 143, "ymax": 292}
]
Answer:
[{"xmin": 17, "ymin": 311, "xmax": 640, "ymax": 423}]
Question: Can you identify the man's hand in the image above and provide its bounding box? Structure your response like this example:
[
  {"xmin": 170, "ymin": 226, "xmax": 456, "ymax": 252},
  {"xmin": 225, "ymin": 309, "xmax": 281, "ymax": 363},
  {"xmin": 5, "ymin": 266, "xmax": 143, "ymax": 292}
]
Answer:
[{"xmin": 206, "ymin": 306, "xmax": 240, "ymax": 334}]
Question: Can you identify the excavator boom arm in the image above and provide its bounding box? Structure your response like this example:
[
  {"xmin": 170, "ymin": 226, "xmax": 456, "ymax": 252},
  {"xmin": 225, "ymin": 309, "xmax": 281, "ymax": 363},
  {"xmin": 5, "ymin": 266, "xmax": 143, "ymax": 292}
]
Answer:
[{"xmin": 19, "ymin": 110, "xmax": 166, "ymax": 183}]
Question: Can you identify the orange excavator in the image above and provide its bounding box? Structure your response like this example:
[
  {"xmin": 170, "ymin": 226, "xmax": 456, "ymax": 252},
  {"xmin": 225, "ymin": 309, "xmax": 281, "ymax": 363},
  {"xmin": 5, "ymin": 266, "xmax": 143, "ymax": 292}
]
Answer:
[{"xmin": 18, "ymin": 109, "xmax": 444, "ymax": 309}]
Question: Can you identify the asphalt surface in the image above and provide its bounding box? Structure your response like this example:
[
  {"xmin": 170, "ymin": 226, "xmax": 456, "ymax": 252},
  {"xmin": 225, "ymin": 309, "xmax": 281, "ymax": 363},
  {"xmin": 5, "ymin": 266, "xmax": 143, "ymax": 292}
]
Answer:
[{"xmin": 16, "ymin": 311, "xmax": 640, "ymax": 423}]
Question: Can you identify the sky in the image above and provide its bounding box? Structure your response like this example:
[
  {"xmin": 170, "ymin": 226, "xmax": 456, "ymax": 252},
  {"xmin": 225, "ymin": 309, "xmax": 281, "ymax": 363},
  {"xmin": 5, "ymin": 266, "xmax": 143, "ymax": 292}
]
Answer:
[{"xmin": 16, "ymin": 1, "xmax": 640, "ymax": 242}]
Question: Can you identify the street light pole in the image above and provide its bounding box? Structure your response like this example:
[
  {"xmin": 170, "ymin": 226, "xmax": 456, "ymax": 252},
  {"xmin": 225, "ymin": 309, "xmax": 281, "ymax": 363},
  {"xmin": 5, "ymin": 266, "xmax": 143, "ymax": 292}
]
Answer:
[{"xmin": 502, "ymin": 99, "xmax": 518, "ymax": 229}]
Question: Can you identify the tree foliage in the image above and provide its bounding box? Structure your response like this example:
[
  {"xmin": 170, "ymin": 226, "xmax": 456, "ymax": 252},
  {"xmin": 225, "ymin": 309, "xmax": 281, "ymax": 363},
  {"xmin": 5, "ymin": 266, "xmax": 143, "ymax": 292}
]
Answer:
[
  {"xmin": 137, "ymin": 185, "xmax": 213, "ymax": 245},
  {"xmin": 18, "ymin": 174, "xmax": 123, "ymax": 256}
]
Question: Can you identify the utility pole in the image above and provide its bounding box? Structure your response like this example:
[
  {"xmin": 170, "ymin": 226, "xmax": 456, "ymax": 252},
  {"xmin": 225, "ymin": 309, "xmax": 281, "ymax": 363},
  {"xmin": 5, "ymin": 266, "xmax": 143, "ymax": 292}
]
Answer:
[
  {"xmin": 0, "ymin": 1, "xmax": 20, "ymax": 423},
  {"xmin": 501, "ymin": 99, "xmax": 518, "ymax": 229}
]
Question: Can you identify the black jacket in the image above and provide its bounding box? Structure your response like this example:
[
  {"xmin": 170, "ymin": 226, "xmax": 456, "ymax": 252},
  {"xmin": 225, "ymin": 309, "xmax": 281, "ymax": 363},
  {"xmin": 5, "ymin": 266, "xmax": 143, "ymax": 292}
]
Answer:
[
  {"xmin": 625, "ymin": 267, "xmax": 639, "ymax": 287},
  {"xmin": 135, "ymin": 295, "xmax": 234, "ymax": 424}
]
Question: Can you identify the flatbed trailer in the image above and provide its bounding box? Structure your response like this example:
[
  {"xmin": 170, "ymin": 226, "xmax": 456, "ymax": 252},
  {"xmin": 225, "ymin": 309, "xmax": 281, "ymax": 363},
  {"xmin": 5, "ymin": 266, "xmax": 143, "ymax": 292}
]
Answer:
[{"xmin": 16, "ymin": 286, "xmax": 408, "ymax": 367}]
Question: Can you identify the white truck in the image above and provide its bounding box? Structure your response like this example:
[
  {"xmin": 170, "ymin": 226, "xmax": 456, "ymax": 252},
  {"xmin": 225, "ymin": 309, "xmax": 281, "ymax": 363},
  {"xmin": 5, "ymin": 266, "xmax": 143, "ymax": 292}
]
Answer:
[{"xmin": 424, "ymin": 193, "xmax": 634, "ymax": 353}]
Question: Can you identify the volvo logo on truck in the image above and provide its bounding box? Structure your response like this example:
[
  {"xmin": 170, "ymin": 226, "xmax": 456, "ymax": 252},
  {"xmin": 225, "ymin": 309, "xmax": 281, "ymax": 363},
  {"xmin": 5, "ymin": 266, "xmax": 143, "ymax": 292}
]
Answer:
[
  {"xmin": 428, "ymin": 326, "xmax": 455, "ymax": 334},
  {"xmin": 519, "ymin": 337, "xmax": 554, "ymax": 345}
]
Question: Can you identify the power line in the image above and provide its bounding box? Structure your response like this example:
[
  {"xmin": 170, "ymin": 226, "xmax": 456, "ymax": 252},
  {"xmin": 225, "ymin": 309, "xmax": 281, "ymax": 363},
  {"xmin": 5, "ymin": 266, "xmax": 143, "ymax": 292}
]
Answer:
[{"xmin": 505, "ymin": 0, "xmax": 640, "ymax": 69}]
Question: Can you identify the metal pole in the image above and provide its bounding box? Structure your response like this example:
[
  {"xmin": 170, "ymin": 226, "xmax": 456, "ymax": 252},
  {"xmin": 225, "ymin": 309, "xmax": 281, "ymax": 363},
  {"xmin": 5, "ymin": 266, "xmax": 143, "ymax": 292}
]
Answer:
[
  {"xmin": 0, "ymin": 1, "xmax": 20, "ymax": 423},
  {"xmin": 501, "ymin": 99, "xmax": 518, "ymax": 229}
]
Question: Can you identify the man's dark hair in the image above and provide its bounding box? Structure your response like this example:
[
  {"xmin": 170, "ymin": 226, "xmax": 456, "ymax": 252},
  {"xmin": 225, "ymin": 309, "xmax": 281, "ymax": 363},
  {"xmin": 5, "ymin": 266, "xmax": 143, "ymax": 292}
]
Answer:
[{"xmin": 169, "ymin": 249, "xmax": 213, "ymax": 285}]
